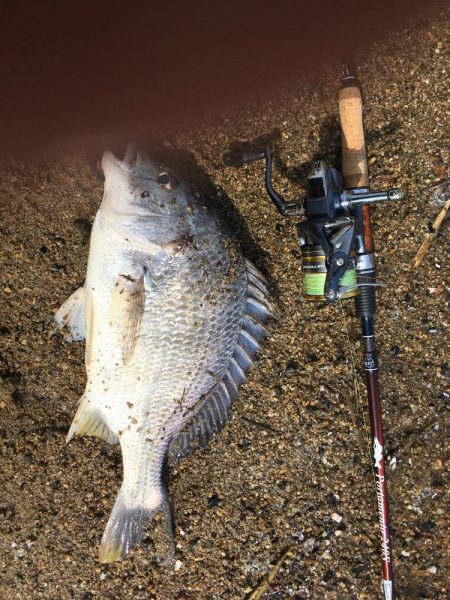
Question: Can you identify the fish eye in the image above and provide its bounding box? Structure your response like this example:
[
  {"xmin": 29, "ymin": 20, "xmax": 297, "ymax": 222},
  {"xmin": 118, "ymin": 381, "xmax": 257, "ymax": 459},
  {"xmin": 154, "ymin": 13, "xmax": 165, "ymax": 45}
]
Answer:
[{"xmin": 157, "ymin": 170, "xmax": 178, "ymax": 190}]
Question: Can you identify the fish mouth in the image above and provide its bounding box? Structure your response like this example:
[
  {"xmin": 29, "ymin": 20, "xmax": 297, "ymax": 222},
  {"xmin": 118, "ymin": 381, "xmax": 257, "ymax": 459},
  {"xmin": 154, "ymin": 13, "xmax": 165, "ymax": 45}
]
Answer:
[
  {"xmin": 102, "ymin": 149, "xmax": 134, "ymax": 174},
  {"xmin": 123, "ymin": 143, "xmax": 138, "ymax": 169},
  {"xmin": 121, "ymin": 144, "xmax": 157, "ymax": 183},
  {"xmin": 103, "ymin": 145, "xmax": 157, "ymax": 178}
]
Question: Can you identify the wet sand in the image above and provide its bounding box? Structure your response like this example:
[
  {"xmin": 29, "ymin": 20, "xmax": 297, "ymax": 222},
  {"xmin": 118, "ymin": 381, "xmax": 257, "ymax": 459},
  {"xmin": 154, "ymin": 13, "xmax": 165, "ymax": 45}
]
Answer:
[{"xmin": 0, "ymin": 9, "xmax": 448, "ymax": 600}]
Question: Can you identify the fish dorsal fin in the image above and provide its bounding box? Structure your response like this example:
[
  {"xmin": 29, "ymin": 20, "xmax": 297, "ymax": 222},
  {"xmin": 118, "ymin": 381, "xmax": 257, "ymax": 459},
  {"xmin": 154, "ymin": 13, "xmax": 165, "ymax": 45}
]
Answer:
[
  {"xmin": 67, "ymin": 395, "xmax": 119, "ymax": 445},
  {"xmin": 168, "ymin": 260, "xmax": 274, "ymax": 464}
]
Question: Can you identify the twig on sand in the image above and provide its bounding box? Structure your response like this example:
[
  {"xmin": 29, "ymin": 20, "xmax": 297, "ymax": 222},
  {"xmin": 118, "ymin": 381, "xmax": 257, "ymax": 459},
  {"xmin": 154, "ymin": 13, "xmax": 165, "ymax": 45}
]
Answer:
[
  {"xmin": 411, "ymin": 198, "xmax": 450, "ymax": 269},
  {"xmin": 241, "ymin": 416, "xmax": 278, "ymax": 433},
  {"xmin": 246, "ymin": 546, "xmax": 295, "ymax": 600}
]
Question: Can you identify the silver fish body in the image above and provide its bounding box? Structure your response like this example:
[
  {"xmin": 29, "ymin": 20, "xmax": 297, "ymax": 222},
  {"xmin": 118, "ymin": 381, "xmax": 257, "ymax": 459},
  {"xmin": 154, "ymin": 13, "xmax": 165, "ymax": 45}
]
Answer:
[{"xmin": 54, "ymin": 149, "xmax": 273, "ymax": 562}]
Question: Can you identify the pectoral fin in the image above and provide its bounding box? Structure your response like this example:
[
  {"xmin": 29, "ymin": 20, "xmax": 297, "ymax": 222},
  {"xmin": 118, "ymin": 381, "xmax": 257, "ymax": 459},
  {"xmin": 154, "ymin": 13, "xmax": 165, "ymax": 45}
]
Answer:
[
  {"xmin": 54, "ymin": 287, "xmax": 86, "ymax": 341},
  {"xmin": 108, "ymin": 274, "xmax": 146, "ymax": 365}
]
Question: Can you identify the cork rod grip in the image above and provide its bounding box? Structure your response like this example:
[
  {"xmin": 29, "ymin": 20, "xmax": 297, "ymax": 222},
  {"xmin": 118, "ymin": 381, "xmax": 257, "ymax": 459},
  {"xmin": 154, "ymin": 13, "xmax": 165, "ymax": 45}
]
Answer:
[{"xmin": 339, "ymin": 86, "xmax": 369, "ymax": 189}]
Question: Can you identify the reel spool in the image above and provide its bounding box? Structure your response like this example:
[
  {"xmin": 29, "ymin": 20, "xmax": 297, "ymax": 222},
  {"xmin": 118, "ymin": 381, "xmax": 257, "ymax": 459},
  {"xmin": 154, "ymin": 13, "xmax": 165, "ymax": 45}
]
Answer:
[{"xmin": 301, "ymin": 244, "xmax": 359, "ymax": 301}]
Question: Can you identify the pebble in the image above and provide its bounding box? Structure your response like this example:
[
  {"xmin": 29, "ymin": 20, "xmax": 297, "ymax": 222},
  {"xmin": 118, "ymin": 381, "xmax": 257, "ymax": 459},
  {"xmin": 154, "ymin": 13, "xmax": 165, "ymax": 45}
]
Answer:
[
  {"xmin": 427, "ymin": 565, "xmax": 437, "ymax": 574},
  {"xmin": 433, "ymin": 458, "xmax": 442, "ymax": 470},
  {"xmin": 174, "ymin": 560, "xmax": 182, "ymax": 572},
  {"xmin": 303, "ymin": 538, "xmax": 315, "ymax": 554},
  {"xmin": 331, "ymin": 513, "xmax": 343, "ymax": 523},
  {"xmin": 207, "ymin": 493, "xmax": 220, "ymax": 508}
]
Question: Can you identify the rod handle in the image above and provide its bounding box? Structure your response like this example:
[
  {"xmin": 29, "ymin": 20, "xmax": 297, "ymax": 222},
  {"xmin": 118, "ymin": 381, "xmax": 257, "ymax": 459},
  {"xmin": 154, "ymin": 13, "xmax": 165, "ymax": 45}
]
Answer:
[{"xmin": 339, "ymin": 86, "xmax": 369, "ymax": 189}]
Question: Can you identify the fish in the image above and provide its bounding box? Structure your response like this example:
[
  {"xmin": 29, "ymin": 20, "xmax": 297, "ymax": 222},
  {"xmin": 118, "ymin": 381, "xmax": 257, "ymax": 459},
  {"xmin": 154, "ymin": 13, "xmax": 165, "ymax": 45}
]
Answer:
[{"xmin": 54, "ymin": 147, "xmax": 274, "ymax": 563}]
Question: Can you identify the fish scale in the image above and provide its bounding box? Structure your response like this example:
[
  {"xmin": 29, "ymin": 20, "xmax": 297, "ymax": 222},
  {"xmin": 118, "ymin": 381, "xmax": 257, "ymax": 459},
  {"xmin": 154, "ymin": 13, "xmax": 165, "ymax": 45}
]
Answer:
[{"xmin": 54, "ymin": 148, "xmax": 274, "ymax": 563}]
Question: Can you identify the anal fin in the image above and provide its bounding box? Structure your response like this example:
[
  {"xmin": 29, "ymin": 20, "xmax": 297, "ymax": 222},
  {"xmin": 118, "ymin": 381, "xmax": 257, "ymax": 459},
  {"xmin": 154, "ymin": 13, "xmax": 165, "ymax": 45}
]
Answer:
[{"xmin": 67, "ymin": 396, "xmax": 118, "ymax": 445}]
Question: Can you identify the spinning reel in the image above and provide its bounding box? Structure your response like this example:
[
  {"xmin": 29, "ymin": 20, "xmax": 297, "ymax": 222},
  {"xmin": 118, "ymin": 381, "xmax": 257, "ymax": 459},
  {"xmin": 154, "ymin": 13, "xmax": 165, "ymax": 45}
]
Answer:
[{"xmin": 225, "ymin": 147, "xmax": 403, "ymax": 305}]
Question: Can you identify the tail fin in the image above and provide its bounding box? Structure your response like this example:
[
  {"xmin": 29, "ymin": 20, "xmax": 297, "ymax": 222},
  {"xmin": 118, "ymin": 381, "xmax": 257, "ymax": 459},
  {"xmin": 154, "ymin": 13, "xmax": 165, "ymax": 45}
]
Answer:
[{"xmin": 98, "ymin": 488, "xmax": 174, "ymax": 564}]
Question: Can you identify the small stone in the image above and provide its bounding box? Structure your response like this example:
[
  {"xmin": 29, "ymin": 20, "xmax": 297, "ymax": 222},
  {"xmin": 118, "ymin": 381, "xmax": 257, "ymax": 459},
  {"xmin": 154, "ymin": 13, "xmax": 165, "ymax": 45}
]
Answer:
[
  {"xmin": 303, "ymin": 537, "xmax": 315, "ymax": 554},
  {"xmin": 427, "ymin": 565, "xmax": 437, "ymax": 574},
  {"xmin": 433, "ymin": 458, "xmax": 442, "ymax": 470},
  {"xmin": 401, "ymin": 550, "xmax": 411, "ymax": 557},
  {"xmin": 174, "ymin": 560, "xmax": 182, "ymax": 572},
  {"xmin": 419, "ymin": 520, "xmax": 436, "ymax": 532},
  {"xmin": 331, "ymin": 513, "xmax": 343, "ymax": 523},
  {"xmin": 100, "ymin": 573, "xmax": 107, "ymax": 580},
  {"xmin": 322, "ymin": 550, "xmax": 332, "ymax": 560},
  {"xmin": 207, "ymin": 493, "xmax": 220, "ymax": 508}
]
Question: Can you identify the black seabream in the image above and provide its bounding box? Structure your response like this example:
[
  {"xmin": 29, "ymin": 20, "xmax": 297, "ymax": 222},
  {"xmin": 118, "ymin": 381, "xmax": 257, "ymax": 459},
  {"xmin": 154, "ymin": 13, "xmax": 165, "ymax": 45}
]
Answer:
[{"xmin": 54, "ymin": 148, "xmax": 273, "ymax": 562}]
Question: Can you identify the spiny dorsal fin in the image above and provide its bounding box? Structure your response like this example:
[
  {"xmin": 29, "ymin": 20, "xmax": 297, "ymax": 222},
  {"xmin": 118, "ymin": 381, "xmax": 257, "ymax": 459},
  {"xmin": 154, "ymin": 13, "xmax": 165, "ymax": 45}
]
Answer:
[
  {"xmin": 168, "ymin": 261, "xmax": 273, "ymax": 464},
  {"xmin": 67, "ymin": 396, "xmax": 119, "ymax": 445}
]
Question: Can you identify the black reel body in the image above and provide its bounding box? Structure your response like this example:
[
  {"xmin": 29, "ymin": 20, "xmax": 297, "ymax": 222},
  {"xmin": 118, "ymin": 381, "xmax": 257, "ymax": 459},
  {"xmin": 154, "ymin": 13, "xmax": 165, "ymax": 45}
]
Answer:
[{"xmin": 299, "ymin": 161, "xmax": 359, "ymax": 302}]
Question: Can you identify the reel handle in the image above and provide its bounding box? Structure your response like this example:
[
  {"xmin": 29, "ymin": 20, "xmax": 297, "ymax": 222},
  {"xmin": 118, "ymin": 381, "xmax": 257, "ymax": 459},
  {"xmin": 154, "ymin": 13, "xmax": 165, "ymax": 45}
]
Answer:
[{"xmin": 223, "ymin": 148, "xmax": 266, "ymax": 167}]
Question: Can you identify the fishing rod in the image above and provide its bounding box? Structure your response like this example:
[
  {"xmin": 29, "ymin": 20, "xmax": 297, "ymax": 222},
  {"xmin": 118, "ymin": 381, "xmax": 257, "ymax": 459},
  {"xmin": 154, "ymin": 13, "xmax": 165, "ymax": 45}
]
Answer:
[{"xmin": 224, "ymin": 65, "xmax": 401, "ymax": 599}]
